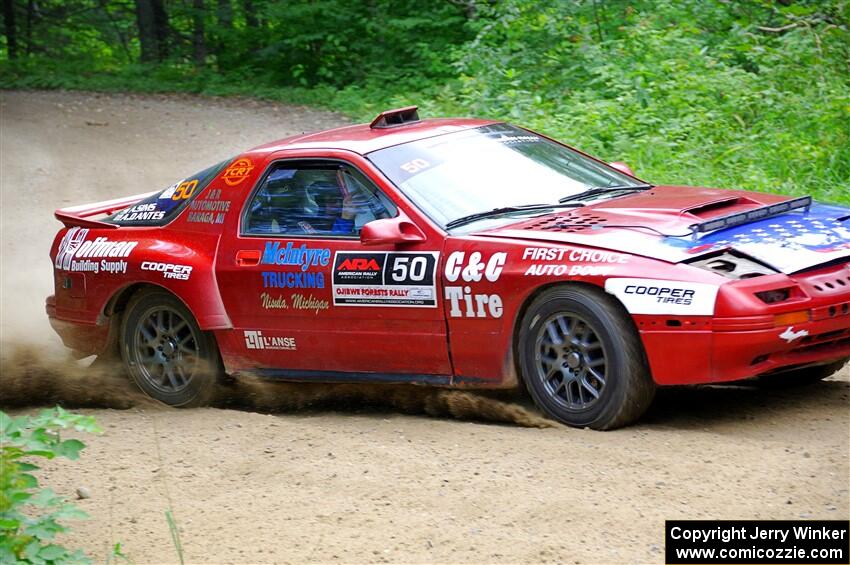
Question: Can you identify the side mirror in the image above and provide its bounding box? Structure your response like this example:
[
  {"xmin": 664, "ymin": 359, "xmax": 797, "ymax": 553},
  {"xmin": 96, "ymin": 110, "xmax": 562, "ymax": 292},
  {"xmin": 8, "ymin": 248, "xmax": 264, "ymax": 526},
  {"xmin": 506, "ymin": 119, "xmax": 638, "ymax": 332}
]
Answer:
[
  {"xmin": 609, "ymin": 161, "xmax": 636, "ymax": 177},
  {"xmin": 360, "ymin": 213, "xmax": 426, "ymax": 246}
]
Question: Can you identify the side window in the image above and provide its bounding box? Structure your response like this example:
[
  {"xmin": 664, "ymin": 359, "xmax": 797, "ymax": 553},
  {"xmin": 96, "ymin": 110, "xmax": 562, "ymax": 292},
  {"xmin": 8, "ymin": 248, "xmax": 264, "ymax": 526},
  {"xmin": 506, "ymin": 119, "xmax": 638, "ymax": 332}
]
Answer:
[
  {"xmin": 243, "ymin": 162, "xmax": 397, "ymax": 237},
  {"xmin": 107, "ymin": 159, "xmax": 230, "ymax": 226}
]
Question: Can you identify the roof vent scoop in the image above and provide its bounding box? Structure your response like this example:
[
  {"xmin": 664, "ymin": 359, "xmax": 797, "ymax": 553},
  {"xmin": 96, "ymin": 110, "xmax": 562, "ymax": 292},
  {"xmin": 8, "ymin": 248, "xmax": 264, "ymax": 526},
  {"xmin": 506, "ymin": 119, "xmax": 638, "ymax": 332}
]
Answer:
[{"xmin": 370, "ymin": 106, "xmax": 420, "ymax": 129}]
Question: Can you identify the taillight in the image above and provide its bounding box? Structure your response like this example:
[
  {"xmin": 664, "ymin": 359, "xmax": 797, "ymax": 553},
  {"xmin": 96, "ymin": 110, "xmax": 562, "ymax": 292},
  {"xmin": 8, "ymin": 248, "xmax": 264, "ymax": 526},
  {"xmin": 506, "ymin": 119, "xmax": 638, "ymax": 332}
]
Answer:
[{"xmin": 773, "ymin": 310, "xmax": 810, "ymax": 327}]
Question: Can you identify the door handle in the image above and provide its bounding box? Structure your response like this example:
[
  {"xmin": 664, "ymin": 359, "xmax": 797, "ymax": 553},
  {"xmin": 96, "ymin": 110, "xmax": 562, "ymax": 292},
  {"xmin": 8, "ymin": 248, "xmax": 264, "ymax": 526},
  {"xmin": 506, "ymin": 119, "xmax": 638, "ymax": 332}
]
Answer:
[{"xmin": 236, "ymin": 250, "xmax": 261, "ymax": 266}]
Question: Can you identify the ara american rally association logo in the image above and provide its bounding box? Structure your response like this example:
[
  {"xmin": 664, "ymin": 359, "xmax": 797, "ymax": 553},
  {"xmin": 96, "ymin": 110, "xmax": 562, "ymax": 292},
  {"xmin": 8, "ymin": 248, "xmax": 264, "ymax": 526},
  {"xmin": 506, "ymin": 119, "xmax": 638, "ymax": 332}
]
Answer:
[
  {"xmin": 55, "ymin": 227, "xmax": 138, "ymax": 275},
  {"xmin": 331, "ymin": 251, "xmax": 438, "ymax": 307}
]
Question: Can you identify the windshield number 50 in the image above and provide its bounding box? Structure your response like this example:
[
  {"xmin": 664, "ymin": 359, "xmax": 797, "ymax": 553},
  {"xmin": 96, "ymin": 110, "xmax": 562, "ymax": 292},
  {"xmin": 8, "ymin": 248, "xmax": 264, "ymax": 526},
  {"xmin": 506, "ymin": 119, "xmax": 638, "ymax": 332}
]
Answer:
[{"xmin": 400, "ymin": 158, "xmax": 430, "ymax": 174}]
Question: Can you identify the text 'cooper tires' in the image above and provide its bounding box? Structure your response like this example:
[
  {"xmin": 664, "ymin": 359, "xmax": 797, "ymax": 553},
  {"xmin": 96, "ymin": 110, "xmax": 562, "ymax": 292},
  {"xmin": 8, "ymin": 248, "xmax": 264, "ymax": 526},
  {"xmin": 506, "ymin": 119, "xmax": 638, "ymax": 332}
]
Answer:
[
  {"xmin": 518, "ymin": 285, "xmax": 655, "ymax": 430},
  {"xmin": 120, "ymin": 289, "xmax": 221, "ymax": 406}
]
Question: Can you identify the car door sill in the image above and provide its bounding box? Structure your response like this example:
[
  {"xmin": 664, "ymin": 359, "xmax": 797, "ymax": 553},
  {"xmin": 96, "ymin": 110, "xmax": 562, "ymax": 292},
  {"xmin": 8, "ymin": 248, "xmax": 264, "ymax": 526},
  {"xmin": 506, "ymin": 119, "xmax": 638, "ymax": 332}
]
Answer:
[{"xmin": 232, "ymin": 369, "xmax": 454, "ymax": 386}]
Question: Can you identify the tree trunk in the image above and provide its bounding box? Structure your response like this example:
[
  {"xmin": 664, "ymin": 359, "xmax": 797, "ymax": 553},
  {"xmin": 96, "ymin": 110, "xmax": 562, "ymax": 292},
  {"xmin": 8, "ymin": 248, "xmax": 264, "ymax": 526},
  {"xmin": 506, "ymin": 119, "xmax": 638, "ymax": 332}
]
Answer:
[
  {"xmin": 2, "ymin": 0, "xmax": 17, "ymax": 59},
  {"xmin": 217, "ymin": 0, "xmax": 232, "ymax": 29},
  {"xmin": 151, "ymin": 0, "xmax": 169, "ymax": 60},
  {"xmin": 243, "ymin": 0, "xmax": 258, "ymax": 29},
  {"xmin": 135, "ymin": 0, "xmax": 157, "ymax": 62},
  {"xmin": 192, "ymin": 0, "xmax": 206, "ymax": 66},
  {"xmin": 24, "ymin": 0, "xmax": 32, "ymax": 56}
]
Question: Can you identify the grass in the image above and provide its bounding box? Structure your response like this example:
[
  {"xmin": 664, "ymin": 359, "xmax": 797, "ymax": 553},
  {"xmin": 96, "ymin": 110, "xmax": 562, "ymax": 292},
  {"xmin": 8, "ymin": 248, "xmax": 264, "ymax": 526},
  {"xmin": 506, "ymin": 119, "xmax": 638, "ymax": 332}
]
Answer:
[{"xmin": 1, "ymin": 58, "xmax": 847, "ymax": 207}]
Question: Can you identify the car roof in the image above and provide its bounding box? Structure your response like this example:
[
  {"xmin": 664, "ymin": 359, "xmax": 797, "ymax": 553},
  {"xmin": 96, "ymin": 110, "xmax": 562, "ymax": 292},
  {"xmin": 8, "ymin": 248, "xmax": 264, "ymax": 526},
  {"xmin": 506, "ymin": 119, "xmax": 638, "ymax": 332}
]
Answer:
[{"xmin": 247, "ymin": 117, "xmax": 500, "ymax": 156}]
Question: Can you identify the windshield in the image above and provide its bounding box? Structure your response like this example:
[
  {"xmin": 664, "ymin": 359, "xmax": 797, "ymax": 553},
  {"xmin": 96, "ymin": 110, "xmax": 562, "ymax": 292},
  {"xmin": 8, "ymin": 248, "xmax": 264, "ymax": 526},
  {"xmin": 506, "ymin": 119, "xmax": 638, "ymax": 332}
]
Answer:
[{"xmin": 368, "ymin": 124, "xmax": 642, "ymax": 229}]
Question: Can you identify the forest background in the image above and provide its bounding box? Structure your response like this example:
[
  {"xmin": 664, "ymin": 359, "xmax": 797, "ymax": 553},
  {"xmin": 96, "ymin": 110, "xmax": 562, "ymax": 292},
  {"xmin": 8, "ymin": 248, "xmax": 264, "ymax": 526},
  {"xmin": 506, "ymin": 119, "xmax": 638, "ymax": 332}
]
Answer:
[{"xmin": 2, "ymin": 0, "xmax": 848, "ymax": 203}]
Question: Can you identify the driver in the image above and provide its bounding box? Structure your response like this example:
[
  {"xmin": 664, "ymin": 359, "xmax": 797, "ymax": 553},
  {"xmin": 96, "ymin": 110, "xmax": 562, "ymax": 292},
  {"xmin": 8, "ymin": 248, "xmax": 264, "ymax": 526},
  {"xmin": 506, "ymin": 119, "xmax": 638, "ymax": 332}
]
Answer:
[{"xmin": 302, "ymin": 171, "xmax": 359, "ymax": 235}]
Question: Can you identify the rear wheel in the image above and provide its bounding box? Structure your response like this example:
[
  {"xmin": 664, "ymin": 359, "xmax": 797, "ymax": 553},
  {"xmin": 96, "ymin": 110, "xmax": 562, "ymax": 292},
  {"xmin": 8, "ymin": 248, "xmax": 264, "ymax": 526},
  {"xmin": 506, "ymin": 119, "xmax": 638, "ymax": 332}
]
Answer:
[
  {"xmin": 756, "ymin": 358, "xmax": 848, "ymax": 388},
  {"xmin": 518, "ymin": 286, "xmax": 655, "ymax": 430},
  {"xmin": 120, "ymin": 289, "xmax": 220, "ymax": 406}
]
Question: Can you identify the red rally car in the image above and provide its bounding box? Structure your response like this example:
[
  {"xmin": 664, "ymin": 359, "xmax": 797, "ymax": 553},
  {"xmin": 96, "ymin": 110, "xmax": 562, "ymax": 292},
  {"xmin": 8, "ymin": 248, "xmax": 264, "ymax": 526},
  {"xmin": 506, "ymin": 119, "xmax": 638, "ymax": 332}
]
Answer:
[{"xmin": 47, "ymin": 107, "xmax": 850, "ymax": 429}]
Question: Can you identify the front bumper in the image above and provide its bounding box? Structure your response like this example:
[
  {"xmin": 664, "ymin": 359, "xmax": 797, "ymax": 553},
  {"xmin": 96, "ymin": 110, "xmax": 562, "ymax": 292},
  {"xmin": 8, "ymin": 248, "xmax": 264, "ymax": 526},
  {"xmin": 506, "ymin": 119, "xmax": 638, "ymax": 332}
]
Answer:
[
  {"xmin": 712, "ymin": 313, "xmax": 850, "ymax": 382},
  {"xmin": 642, "ymin": 314, "xmax": 850, "ymax": 385},
  {"xmin": 640, "ymin": 262, "xmax": 850, "ymax": 385}
]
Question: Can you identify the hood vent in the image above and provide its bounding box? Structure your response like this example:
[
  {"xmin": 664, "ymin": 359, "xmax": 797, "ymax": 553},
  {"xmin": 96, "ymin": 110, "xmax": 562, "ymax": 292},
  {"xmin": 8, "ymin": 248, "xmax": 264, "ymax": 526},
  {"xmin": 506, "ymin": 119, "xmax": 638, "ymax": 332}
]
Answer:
[
  {"xmin": 685, "ymin": 197, "xmax": 743, "ymax": 218},
  {"xmin": 522, "ymin": 213, "xmax": 608, "ymax": 233}
]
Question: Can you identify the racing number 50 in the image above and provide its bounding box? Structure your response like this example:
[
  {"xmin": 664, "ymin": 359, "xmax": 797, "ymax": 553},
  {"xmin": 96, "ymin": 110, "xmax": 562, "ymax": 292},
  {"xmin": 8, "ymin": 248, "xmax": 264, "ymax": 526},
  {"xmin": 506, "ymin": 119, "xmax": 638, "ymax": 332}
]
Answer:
[
  {"xmin": 400, "ymin": 158, "xmax": 429, "ymax": 174},
  {"xmin": 391, "ymin": 255, "xmax": 428, "ymax": 283},
  {"xmin": 171, "ymin": 179, "xmax": 199, "ymax": 200}
]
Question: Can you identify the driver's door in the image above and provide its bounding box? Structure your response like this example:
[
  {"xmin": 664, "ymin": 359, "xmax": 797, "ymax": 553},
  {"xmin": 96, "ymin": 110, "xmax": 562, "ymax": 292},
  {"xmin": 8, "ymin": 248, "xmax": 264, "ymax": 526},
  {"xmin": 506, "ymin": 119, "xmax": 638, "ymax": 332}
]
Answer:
[{"xmin": 216, "ymin": 156, "xmax": 452, "ymax": 379}]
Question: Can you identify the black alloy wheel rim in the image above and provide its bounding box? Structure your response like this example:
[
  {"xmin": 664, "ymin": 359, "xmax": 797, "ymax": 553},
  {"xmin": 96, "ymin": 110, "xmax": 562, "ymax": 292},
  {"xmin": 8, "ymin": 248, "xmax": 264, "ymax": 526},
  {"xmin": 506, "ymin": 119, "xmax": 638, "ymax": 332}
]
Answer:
[
  {"xmin": 534, "ymin": 313, "xmax": 608, "ymax": 410},
  {"xmin": 132, "ymin": 306, "xmax": 200, "ymax": 393}
]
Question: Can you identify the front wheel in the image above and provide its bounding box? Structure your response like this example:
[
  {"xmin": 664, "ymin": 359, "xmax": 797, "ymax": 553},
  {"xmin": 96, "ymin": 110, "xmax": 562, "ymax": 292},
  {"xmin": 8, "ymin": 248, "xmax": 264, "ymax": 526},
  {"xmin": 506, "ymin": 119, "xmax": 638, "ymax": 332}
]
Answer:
[
  {"xmin": 120, "ymin": 289, "xmax": 221, "ymax": 406},
  {"xmin": 518, "ymin": 286, "xmax": 655, "ymax": 430}
]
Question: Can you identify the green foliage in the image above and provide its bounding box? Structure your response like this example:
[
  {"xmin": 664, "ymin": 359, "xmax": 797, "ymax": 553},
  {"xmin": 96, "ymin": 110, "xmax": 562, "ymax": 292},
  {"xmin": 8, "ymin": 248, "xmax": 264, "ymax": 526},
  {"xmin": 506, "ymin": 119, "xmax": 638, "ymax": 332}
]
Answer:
[
  {"xmin": 243, "ymin": 1, "xmax": 471, "ymax": 87},
  {"xmin": 0, "ymin": 0, "xmax": 847, "ymax": 204},
  {"xmin": 106, "ymin": 543, "xmax": 132, "ymax": 565},
  {"xmin": 165, "ymin": 510, "xmax": 184, "ymax": 565},
  {"xmin": 443, "ymin": 0, "xmax": 850, "ymax": 204},
  {"xmin": 0, "ymin": 407, "xmax": 100, "ymax": 564}
]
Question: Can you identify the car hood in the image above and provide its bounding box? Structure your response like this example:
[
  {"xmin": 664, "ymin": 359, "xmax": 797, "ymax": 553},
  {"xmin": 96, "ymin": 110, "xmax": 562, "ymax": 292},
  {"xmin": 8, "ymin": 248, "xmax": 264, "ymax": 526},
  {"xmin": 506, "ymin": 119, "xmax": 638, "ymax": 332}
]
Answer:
[{"xmin": 478, "ymin": 185, "xmax": 850, "ymax": 274}]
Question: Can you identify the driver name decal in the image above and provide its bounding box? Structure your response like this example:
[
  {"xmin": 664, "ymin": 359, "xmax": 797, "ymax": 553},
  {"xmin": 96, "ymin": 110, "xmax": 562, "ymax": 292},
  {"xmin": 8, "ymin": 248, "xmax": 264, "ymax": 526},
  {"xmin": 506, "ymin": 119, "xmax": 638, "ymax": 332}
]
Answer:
[
  {"xmin": 604, "ymin": 278, "xmax": 719, "ymax": 316},
  {"xmin": 332, "ymin": 251, "xmax": 438, "ymax": 307},
  {"xmin": 113, "ymin": 203, "xmax": 166, "ymax": 223}
]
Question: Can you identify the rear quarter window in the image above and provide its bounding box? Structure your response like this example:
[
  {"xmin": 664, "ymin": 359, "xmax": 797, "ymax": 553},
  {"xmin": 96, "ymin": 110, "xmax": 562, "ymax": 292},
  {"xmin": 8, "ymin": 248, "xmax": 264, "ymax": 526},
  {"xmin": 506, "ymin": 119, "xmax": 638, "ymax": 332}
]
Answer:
[{"xmin": 107, "ymin": 159, "xmax": 231, "ymax": 226}]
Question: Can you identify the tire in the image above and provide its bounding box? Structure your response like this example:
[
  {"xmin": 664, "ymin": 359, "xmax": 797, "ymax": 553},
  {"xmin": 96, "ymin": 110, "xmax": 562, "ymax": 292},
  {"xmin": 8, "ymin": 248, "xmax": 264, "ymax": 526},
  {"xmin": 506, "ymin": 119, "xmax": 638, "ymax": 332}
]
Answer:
[
  {"xmin": 755, "ymin": 357, "xmax": 848, "ymax": 389},
  {"xmin": 120, "ymin": 289, "xmax": 221, "ymax": 406},
  {"xmin": 518, "ymin": 285, "xmax": 655, "ymax": 430}
]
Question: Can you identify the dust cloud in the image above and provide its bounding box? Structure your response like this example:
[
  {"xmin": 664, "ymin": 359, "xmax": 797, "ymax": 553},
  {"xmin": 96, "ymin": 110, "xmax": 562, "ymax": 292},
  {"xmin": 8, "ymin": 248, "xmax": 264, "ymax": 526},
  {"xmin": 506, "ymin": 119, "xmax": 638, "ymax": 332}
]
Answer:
[
  {"xmin": 0, "ymin": 342, "xmax": 556, "ymax": 428},
  {"xmin": 225, "ymin": 375, "xmax": 557, "ymax": 428},
  {"xmin": 0, "ymin": 344, "xmax": 148, "ymax": 409}
]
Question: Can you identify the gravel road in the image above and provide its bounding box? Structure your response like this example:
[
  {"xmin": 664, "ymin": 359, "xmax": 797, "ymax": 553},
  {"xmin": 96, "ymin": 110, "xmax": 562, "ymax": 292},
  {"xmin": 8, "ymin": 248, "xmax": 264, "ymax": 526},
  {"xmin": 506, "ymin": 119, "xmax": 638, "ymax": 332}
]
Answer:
[{"xmin": 1, "ymin": 90, "xmax": 847, "ymax": 564}]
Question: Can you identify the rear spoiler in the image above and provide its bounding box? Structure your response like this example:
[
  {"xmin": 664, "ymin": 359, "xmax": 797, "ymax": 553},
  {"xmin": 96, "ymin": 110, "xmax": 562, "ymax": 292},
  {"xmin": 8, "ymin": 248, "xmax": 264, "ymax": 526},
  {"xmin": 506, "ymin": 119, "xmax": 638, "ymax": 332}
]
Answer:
[{"xmin": 54, "ymin": 191, "xmax": 158, "ymax": 229}]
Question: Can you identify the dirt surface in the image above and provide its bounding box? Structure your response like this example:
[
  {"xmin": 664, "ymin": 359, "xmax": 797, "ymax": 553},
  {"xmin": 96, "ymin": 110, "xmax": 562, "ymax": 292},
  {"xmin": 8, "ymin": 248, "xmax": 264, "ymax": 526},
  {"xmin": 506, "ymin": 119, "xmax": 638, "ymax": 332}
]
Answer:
[{"xmin": 1, "ymin": 90, "xmax": 848, "ymax": 564}]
